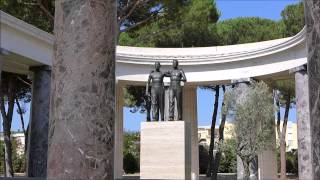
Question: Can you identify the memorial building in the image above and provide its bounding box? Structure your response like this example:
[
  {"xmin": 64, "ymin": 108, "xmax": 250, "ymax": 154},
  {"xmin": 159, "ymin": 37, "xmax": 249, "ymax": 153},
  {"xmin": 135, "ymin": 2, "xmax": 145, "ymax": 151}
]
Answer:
[{"xmin": 0, "ymin": 9, "xmax": 314, "ymax": 179}]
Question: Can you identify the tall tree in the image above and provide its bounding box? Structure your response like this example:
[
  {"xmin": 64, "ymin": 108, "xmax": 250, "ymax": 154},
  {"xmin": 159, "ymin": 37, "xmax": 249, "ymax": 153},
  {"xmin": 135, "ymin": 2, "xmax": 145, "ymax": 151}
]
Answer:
[
  {"xmin": 0, "ymin": 0, "xmax": 54, "ymax": 32},
  {"xmin": 119, "ymin": 0, "xmax": 220, "ymax": 47},
  {"xmin": 0, "ymin": 72, "xmax": 31, "ymax": 177},
  {"xmin": 281, "ymin": 1, "xmax": 305, "ymax": 37},
  {"xmin": 273, "ymin": 79, "xmax": 295, "ymax": 179},
  {"xmin": 211, "ymin": 85, "xmax": 230, "ymax": 180},
  {"xmin": 225, "ymin": 82, "xmax": 275, "ymax": 179},
  {"xmin": 1, "ymin": 0, "xmax": 167, "ymax": 33},
  {"xmin": 0, "ymin": 74, "xmax": 15, "ymax": 177},
  {"xmin": 216, "ymin": 17, "xmax": 284, "ymax": 45},
  {"xmin": 206, "ymin": 85, "xmax": 220, "ymax": 177}
]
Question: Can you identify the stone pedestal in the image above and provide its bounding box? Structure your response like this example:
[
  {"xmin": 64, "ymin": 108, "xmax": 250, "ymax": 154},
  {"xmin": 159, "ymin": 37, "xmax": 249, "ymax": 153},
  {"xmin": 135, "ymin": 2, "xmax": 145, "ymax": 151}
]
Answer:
[{"xmin": 140, "ymin": 121, "xmax": 192, "ymax": 179}]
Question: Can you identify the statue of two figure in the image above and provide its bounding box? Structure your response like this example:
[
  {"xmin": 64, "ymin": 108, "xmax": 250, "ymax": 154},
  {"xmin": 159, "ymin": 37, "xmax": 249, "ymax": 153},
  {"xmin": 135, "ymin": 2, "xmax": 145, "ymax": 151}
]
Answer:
[{"xmin": 145, "ymin": 60, "xmax": 187, "ymax": 121}]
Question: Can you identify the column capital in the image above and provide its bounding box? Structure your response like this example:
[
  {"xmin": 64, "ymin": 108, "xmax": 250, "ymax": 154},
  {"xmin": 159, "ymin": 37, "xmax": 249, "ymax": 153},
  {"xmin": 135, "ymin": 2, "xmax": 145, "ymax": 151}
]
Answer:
[
  {"xmin": 289, "ymin": 64, "xmax": 307, "ymax": 74},
  {"xmin": 29, "ymin": 65, "xmax": 51, "ymax": 72}
]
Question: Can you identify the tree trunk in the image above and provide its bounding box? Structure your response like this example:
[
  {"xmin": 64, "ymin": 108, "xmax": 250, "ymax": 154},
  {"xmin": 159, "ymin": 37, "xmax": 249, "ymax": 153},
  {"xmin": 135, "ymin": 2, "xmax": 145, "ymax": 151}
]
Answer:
[
  {"xmin": 211, "ymin": 86, "xmax": 226, "ymax": 180},
  {"xmin": 47, "ymin": 0, "xmax": 117, "ymax": 179},
  {"xmin": 211, "ymin": 151, "xmax": 221, "ymax": 180},
  {"xmin": 275, "ymin": 90, "xmax": 281, "ymax": 137},
  {"xmin": 3, "ymin": 129, "xmax": 13, "ymax": 177},
  {"xmin": 15, "ymin": 98, "xmax": 26, "ymax": 136},
  {"xmin": 206, "ymin": 85, "xmax": 220, "ymax": 177},
  {"xmin": 280, "ymin": 95, "xmax": 291, "ymax": 180},
  {"xmin": 242, "ymin": 158, "xmax": 250, "ymax": 180},
  {"xmin": 0, "ymin": 75, "xmax": 16, "ymax": 177}
]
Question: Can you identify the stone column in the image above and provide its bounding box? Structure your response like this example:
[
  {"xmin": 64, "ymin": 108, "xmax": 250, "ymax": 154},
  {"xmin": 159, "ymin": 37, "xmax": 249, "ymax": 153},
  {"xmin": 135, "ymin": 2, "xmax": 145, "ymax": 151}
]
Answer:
[
  {"xmin": 183, "ymin": 86, "xmax": 199, "ymax": 180},
  {"xmin": 27, "ymin": 66, "xmax": 51, "ymax": 177},
  {"xmin": 47, "ymin": 1, "xmax": 117, "ymax": 179},
  {"xmin": 290, "ymin": 65, "xmax": 313, "ymax": 179},
  {"xmin": 114, "ymin": 84, "xmax": 124, "ymax": 179},
  {"xmin": 304, "ymin": 1, "xmax": 320, "ymax": 178}
]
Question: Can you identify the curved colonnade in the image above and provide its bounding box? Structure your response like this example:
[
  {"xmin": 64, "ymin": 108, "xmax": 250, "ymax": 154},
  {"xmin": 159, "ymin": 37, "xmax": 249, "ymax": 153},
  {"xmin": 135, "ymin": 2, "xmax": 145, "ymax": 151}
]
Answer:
[{"xmin": 0, "ymin": 10, "xmax": 308, "ymax": 179}]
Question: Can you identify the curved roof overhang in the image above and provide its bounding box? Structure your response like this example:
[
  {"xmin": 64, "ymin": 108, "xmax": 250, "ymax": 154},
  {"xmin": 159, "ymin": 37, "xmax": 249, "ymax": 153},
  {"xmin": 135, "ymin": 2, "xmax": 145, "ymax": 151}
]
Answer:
[{"xmin": 0, "ymin": 11, "xmax": 307, "ymax": 86}]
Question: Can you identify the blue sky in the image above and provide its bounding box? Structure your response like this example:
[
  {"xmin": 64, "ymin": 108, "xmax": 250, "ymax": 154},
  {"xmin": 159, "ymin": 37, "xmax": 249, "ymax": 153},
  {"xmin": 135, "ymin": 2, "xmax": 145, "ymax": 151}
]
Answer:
[
  {"xmin": 4, "ymin": 0, "xmax": 300, "ymax": 132},
  {"xmin": 216, "ymin": 0, "xmax": 301, "ymax": 21}
]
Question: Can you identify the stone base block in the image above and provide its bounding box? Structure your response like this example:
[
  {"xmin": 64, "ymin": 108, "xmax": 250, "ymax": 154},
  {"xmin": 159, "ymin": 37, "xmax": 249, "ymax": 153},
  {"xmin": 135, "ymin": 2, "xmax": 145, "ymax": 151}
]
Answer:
[{"xmin": 140, "ymin": 121, "xmax": 191, "ymax": 179}]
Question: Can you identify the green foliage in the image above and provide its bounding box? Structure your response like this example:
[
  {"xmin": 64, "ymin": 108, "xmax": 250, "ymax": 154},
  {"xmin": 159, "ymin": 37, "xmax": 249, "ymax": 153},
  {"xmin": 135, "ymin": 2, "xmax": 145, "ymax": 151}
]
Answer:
[
  {"xmin": 123, "ymin": 131, "xmax": 140, "ymax": 174},
  {"xmin": 0, "ymin": 0, "xmax": 54, "ymax": 32},
  {"xmin": 281, "ymin": 1, "xmax": 305, "ymax": 37},
  {"xmin": 224, "ymin": 81, "xmax": 275, "ymax": 173},
  {"xmin": 199, "ymin": 139, "xmax": 237, "ymax": 174},
  {"xmin": 11, "ymin": 138, "xmax": 25, "ymax": 173},
  {"xmin": 1, "ymin": 72, "xmax": 32, "ymax": 104},
  {"xmin": 286, "ymin": 149, "xmax": 298, "ymax": 174},
  {"xmin": 124, "ymin": 86, "xmax": 148, "ymax": 113},
  {"xmin": 218, "ymin": 139, "xmax": 237, "ymax": 173},
  {"xmin": 118, "ymin": 0, "xmax": 163, "ymax": 31},
  {"xmin": 216, "ymin": 17, "xmax": 284, "ymax": 45},
  {"xmin": 276, "ymin": 149, "xmax": 298, "ymax": 174},
  {"xmin": 273, "ymin": 79, "xmax": 295, "ymax": 102},
  {"xmin": 123, "ymin": 152, "xmax": 139, "ymax": 174},
  {"xmin": 0, "ymin": 138, "xmax": 25, "ymax": 174},
  {"xmin": 119, "ymin": 0, "xmax": 220, "ymax": 47},
  {"xmin": 179, "ymin": 0, "xmax": 220, "ymax": 47},
  {"xmin": 199, "ymin": 144, "xmax": 209, "ymax": 174}
]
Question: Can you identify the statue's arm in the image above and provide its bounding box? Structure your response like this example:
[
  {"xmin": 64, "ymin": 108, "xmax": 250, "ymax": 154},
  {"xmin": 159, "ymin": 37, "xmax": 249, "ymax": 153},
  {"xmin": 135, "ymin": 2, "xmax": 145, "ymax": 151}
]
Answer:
[
  {"xmin": 180, "ymin": 69, "xmax": 187, "ymax": 82},
  {"xmin": 146, "ymin": 71, "xmax": 153, "ymax": 95}
]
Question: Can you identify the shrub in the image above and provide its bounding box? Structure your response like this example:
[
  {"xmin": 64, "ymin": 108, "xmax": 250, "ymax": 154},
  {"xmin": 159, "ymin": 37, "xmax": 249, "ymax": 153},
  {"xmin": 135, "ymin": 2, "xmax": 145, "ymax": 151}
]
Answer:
[{"xmin": 123, "ymin": 152, "xmax": 139, "ymax": 174}]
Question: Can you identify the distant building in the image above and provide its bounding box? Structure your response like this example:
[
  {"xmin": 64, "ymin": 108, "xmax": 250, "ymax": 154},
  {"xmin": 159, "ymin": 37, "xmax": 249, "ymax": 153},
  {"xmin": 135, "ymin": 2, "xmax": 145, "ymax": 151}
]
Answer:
[
  {"xmin": 198, "ymin": 122, "xmax": 235, "ymax": 146},
  {"xmin": 276, "ymin": 121, "xmax": 298, "ymax": 151},
  {"xmin": 0, "ymin": 131, "xmax": 25, "ymax": 155},
  {"xmin": 198, "ymin": 121, "xmax": 298, "ymax": 152}
]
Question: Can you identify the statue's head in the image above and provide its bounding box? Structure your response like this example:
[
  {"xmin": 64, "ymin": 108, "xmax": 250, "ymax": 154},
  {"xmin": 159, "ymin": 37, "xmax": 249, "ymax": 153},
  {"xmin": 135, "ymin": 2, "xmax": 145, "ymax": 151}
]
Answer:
[
  {"xmin": 173, "ymin": 60, "xmax": 178, "ymax": 69},
  {"xmin": 155, "ymin": 62, "xmax": 161, "ymax": 71}
]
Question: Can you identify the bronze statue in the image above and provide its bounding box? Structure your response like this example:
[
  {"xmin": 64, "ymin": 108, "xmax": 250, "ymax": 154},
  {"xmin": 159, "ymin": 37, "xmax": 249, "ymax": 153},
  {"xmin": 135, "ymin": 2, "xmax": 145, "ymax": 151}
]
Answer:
[
  {"xmin": 146, "ymin": 62, "xmax": 165, "ymax": 121},
  {"xmin": 145, "ymin": 86, "xmax": 151, "ymax": 122},
  {"xmin": 167, "ymin": 60, "xmax": 187, "ymax": 121}
]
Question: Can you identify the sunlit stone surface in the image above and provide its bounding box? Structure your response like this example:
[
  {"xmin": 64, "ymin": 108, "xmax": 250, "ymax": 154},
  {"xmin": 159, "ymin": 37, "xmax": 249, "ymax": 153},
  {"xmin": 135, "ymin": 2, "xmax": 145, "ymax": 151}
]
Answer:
[
  {"xmin": 140, "ymin": 121, "xmax": 192, "ymax": 180},
  {"xmin": 304, "ymin": 0, "xmax": 320, "ymax": 178},
  {"xmin": 47, "ymin": 0, "xmax": 116, "ymax": 179},
  {"xmin": 291, "ymin": 66, "xmax": 313, "ymax": 179}
]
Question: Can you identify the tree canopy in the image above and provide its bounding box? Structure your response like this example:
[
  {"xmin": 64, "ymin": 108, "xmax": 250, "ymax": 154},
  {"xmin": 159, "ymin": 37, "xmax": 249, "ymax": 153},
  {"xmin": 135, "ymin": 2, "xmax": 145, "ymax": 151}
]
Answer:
[
  {"xmin": 119, "ymin": 0, "xmax": 220, "ymax": 47},
  {"xmin": 281, "ymin": 1, "xmax": 305, "ymax": 37},
  {"xmin": 216, "ymin": 17, "xmax": 284, "ymax": 45},
  {"xmin": 0, "ymin": 0, "xmax": 54, "ymax": 32}
]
